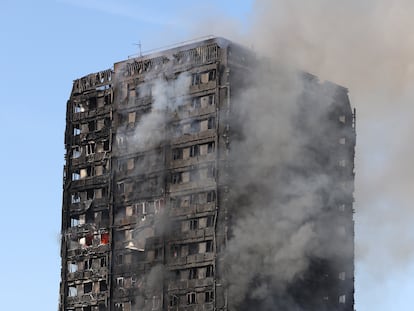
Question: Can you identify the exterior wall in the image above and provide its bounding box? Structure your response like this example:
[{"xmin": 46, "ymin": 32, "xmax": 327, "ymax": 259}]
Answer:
[
  {"xmin": 60, "ymin": 38, "xmax": 355, "ymax": 311},
  {"xmin": 60, "ymin": 69, "xmax": 113, "ymax": 311}
]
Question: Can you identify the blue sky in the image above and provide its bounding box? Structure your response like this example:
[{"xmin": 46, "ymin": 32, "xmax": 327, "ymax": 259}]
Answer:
[{"xmin": 0, "ymin": 1, "xmax": 412, "ymax": 310}]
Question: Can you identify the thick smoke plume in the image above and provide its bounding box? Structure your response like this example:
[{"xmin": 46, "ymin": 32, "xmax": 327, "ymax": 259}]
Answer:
[
  {"xmin": 203, "ymin": 0, "xmax": 414, "ymax": 308},
  {"xmin": 222, "ymin": 61, "xmax": 353, "ymax": 310}
]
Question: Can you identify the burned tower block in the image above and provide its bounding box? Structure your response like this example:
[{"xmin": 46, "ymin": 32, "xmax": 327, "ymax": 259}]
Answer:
[{"xmin": 60, "ymin": 37, "xmax": 355, "ymax": 311}]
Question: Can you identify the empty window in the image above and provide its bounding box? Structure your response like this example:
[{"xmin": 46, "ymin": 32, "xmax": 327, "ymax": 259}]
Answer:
[
  {"xmin": 126, "ymin": 158, "xmax": 134, "ymax": 171},
  {"xmin": 68, "ymin": 286, "xmax": 77, "ymax": 297},
  {"xmin": 339, "ymin": 137, "xmax": 346, "ymax": 144},
  {"xmin": 208, "ymin": 70, "xmax": 216, "ymax": 81},
  {"xmin": 206, "ymin": 240, "xmax": 213, "ymax": 252},
  {"xmin": 72, "ymin": 171, "xmax": 80, "ymax": 181},
  {"xmin": 169, "ymin": 295, "xmax": 178, "ymax": 307},
  {"xmin": 73, "ymin": 124, "xmax": 81, "ymax": 136},
  {"xmin": 207, "ymin": 117, "xmax": 215, "ymax": 129},
  {"xmin": 188, "ymin": 243, "xmax": 198, "ymax": 255},
  {"xmin": 192, "ymin": 97, "xmax": 201, "ymax": 109},
  {"xmin": 72, "ymin": 146, "xmax": 81, "ymax": 158},
  {"xmin": 104, "ymin": 94, "xmax": 111, "ymax": 105},
  {"xmin": 200, "ymin": 94, "xmax": 214, "ymax": 108},
  {"xmin": 68, "ymin": 262, "xmax": 78, "ymax": 273},
  {"xmin": 71, "ymin": 193, "xmax": 81, "ymax": 203},
  {"xmin": 207, "ymin": 166, "xmax": 215, "ymax": 178},
  {"xmin": 116, "ymin": 277, "xmax": 124, "ymax": 287},
  {"xmin": 85, "ymin": 234, "xmax": 93, "ymax": 246},
  {"xmin": 83, "ymin": 282, "xmax": 92, "ymax": 294},
  {"xmin": 206, "ymin": 265, "xmax": 214, "ymax": 277},
  {"xmin": 207, "ymin": 142, "xmax": 215, "ymax": 153},
  {"xmin": 99, "ymin": 280, "xmax": 107, "ymax": 292},
  {"xmin": 117, "ymin": 182, "xmax": 125, "ymax": 194},
  {"xmin": 86, "ymin": 189, "xmax": 94, "ymax": 200},
  {"xmin": 88, "ymin": 121, "xmax": 96, "ymax": 132},
  {"xmin": 206, "ymin": 191, "xmax": 216, "ymax": 203},
  {"xmin": 154, "ymin": 198, "xmax": 164, "ymax": 214},
  {"xmin": 141, "ymin": 202, "xmax": 147, "ymax": 216},
  {"xmin": 339, "ymin": 272, "xmax": 346, "ymax": 280},
  {"xmin": 172, "ymin": 173, "xmax": 182, "ymax": 184},
  {"xmin": 86, "ymin": 210, "xmax": 94, "ymax": 223},
  {"xmin": 190, "ymin": 170, "xmax": 199, "ymax": 181},
  {"xmin": 94, "ymin": 188, "xmax": 102, "ymax": 199},
  {"xmin": 339, "ymin": 115, "xmax": 346, "ymax": 123},
  {"xmin": 87, "ymin": 98, "xmax": 97, "ymax": 110},
  {"xmin": 208, "ymin": 94, "xmax": 215, "ymax": 105},
  {"xmin": 189, "ymin": 268, "xmax": 197, "ymax": 280},
  {"xmin": 74, "ymin": 102, "xmax": 85, "ymax": 113},
  {"xmin": 171, "ymin": 245, "xmax": 181, "ymax": 258},
  {"xmin": 190, "ymin": 145, "xmax": 199, "ymax": 157},
  {"xmin": 128, "ymin": 111, "xmax": 136, "ymax": 124},
  {"xmin": 86, "ymin": 142, "xmax": 96, "ymax": 155},
  {"xmin": 116, "ymin": 136, "xmax": 125, "ymax": 147},
  {"xmin": 171, "ymin": 197, "xmax": 180, "ymax": 208},
  {"xmin": 114, "ymin": 302, "xmax": 131, "ymax": 311},
  {"xmin": 103, "ymin": 139, "xmax": 110, "ymax": 151},
  {"xmin": 339, "ymin": 295, "xmax": 346, "ymax": 304},
  {"xmin": 118, "ymin": 160, "xmax": 127, "ymax": 172},
  {"xmin": 191, "ymin": 193, "xmax": 199, "ymax": 204},
  {"xmin": 190, "ymin": 120, "xmax": 200, "ymax": 133},
  {"xmin": 152, "ymin": 296, "xmax": 161, "ymax": 310},
  {"xmin": 125, "ymin": 205, "xmax": 136, "ymax": 217},
  {"xmin": 80, "ymin": 168, "xmax": 88, "ymax": 179},
  {"xmin": 191, "ymin": 74, "xmax": 200, "ymax": 86},
  {"xmin": 172, "ymin": 124, "xmax": 181, "ymax": 136},
  {"xmin": 199, "ymin": 71, "xmax": 215, "ymax": 84},
  {"xmin": 189, "ymin": 219, "xmax": 198, "ymax": 230},
  {"xmin": 205, "ymin": 291, "xmax": 214, "ymax": 303},
  {"xmin": 172, "ymin": 148, "xmax": 182, "ymax": 160},
  {"xmin": 206, "ymin": 216, "xmax": 214, "ymax": 227},
  {"xmin": 187, "ymin": 292, "xmax": 196, "ymax": 305},
  {"xmin": 339, "ymin": 160, "xmax": 346, "ymax": 167},
  {"xmin": 97, "ymin": 119, "xmax": 105, "ymax": 131},
  {"xmin": 70, "ymin": 217, "xmax": 80, "ymax": 227},
  {"xmin": 84, "ymin": 258, "xmax": 93, "ymax": 270}
]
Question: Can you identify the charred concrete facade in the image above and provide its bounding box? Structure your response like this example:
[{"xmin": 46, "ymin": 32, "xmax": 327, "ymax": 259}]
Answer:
[{"xmin": 60, "ymin": 38, "xmax": 355, "ymax": 311}]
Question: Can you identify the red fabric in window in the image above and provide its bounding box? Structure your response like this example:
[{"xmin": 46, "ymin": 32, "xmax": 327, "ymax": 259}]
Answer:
[{"xmin": 100, "ymin": 232, "xmax": 109, "ymax": 244}]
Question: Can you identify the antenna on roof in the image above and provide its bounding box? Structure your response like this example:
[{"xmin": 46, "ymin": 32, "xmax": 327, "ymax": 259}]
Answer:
[{"xmin": 133, "ymin": 41, "xmax": 142, "ymax": 57}]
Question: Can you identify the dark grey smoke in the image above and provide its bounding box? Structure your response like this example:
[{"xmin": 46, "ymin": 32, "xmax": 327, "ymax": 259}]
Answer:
[
  {"xmin": 187, "ymin": 0, "xmax": 414, "ymax": 308},
  {"xmin": 243, "ymin": 2, "xmax": 414, "ymax": 307},
  {"xmin": 220, "ymin": 61, "xmax": 354, "ymax": 310}
]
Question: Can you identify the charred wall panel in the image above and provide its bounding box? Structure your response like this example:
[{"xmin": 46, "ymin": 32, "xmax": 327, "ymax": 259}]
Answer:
[{"xmin": 60, "ymin": 38, "xmax": 355, "ymax": 311}]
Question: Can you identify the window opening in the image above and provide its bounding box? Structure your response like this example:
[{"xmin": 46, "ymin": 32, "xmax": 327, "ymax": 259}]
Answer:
[
  {"xmin": 189, "ymin": 219, "xmax": 198, "ymax": 230},
  {"xmin": 205, "ymin": 290, "xmax": 214, "ymax": 303},
  {"xmin": 187, "ymin": 292, "xmax": 196, "ymax": 305}
]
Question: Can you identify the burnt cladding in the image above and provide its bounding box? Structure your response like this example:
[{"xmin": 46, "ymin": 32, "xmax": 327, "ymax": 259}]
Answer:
[{"xmin": 59, "ymin": 37, "xmax": 355, "ymax": 311}]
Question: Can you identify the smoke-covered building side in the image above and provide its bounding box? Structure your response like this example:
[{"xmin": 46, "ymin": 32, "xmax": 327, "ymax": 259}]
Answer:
[{"xmin": 59, "ymin": 37, "xmax": 355, "ymax": 311}]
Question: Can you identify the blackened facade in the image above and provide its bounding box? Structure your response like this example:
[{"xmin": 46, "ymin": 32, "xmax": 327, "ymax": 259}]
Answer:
[{"xmin": 60, "ymin": 37, "xmax": 355, "ymax": 311}]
